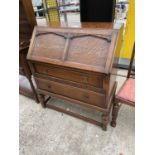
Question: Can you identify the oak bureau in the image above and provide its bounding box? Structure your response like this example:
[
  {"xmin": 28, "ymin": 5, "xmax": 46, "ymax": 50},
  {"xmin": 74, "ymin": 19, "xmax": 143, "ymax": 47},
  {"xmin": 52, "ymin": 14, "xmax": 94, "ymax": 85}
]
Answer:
[
  {"xmin": 19, "ymin": 0, "xmax": 38, "ymax": 102},
  {"xmin": 27, "ymin": 26, "xmax": 121, "ymax": 130}
]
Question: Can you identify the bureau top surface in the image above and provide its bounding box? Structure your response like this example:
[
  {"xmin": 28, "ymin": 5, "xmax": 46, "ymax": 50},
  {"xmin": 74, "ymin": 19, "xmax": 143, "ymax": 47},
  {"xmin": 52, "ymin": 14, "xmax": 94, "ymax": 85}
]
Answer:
[{"xmin": 27, "ymin": 26, "xmax": 119, "ymax": 74}]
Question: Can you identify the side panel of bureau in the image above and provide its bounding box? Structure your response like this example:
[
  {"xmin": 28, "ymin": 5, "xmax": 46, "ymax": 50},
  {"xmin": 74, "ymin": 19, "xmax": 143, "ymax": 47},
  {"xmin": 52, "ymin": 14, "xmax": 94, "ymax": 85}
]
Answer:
[{"xmin": 35, "ymin": 77, "xmax": 106, "ymax": 108}]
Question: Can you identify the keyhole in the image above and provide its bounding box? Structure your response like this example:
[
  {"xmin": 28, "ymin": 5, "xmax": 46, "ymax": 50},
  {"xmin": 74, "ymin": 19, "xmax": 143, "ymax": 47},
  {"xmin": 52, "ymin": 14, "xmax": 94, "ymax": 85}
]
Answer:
[
  {"xmin": 83, "ymin": 76, "xmax": 88, "ymax": 83},
  {"xmin": 45, "ymin": 69, "xmax": 48, "ymax": 73}
]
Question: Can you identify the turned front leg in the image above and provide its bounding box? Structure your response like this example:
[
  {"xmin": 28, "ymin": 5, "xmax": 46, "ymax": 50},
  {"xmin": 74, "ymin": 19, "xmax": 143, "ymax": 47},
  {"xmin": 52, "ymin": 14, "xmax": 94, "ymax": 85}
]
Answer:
[
  {"xmin": 38, "ymin": 94, "xmax": 46, "ymax": 108},
  {"xmin": 111, "ymin": 100, "xmax": 120, "ymax": 127},
  {"xmin": 102, "ymin": 113, "xmax": 109, "ymax": 131}
]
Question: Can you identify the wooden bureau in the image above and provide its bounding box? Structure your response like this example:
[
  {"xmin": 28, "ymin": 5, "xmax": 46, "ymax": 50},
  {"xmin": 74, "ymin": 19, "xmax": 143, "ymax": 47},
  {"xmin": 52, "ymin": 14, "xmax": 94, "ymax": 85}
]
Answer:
[
  {"xmin": 19, "ymin": 0, "xmax": 39, "ymax": 102},
  {"xmin": 27, "ymin": 26, "xmax": 121, "ymax": 130}
]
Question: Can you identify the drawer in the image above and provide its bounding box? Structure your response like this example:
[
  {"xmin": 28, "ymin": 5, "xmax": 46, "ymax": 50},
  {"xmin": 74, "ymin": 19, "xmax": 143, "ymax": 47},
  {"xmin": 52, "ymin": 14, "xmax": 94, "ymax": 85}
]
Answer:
[
  {"xmin": 34, "ymin": 63, "xmax": 103, "ymax": 88},
  {"xmin": 35, "ymin": 77, "xmax": 106, "ymax": 108}
]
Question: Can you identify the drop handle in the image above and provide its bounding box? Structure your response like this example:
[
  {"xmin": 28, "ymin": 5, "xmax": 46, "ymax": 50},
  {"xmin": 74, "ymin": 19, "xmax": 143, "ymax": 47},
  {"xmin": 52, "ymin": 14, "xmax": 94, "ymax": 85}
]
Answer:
[
  {"xmin": 83, "ymin": 94, "xmax": 89, "ymax": 100},
  {"xmin": 47, "ymin": 85, "xmax": 52, "ymax": 89}
]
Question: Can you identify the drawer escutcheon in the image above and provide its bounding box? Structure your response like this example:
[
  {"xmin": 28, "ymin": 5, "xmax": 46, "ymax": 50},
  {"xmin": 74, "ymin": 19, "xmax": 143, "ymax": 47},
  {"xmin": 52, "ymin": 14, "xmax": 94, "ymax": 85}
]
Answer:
[{"xmin": 82, "ymin": 76, "xmax": 89, "ymax": 83}]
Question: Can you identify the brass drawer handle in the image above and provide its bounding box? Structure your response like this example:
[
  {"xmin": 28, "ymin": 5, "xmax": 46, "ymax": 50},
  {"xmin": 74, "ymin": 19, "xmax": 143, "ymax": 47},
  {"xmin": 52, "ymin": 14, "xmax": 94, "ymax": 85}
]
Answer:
[
  {"xmin": 47, "ymin": 85, "xmax": 52, "ymax": 89},
  {"xmin": 83, "ymin": 94, "xmax": 89, "ymax": 100}
]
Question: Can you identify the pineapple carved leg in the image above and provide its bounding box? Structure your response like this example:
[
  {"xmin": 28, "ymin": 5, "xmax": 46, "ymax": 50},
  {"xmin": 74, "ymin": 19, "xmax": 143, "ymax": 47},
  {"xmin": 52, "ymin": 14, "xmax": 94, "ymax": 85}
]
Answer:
[
  {"xmin": 29, "ymin": 78, "xmax": 39, "ymax": 103},
  {"xmin": 102, "ymin": 113, "xmax": 109, "ymax": 131},
  {"xmin": 111, "ymin": 100, "xmax": 120, "ymax": 127},
  {"xmin": 38, "ymin": 94, "xmax": 46, "ymax": 108}
]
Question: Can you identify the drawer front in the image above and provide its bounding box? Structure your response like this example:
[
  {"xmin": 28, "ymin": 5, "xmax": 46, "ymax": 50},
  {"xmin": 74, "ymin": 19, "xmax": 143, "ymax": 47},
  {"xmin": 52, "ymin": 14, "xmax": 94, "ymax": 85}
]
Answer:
[
  {"xmin": 35, "ymin": 77, "xmax": 106, "ymax": 108},
  {"xmin": 34, "ymin": 63, "xmax": 103, "ymax": 88}
]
